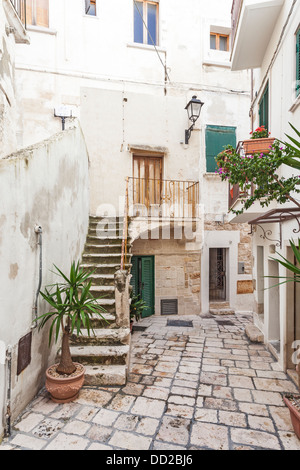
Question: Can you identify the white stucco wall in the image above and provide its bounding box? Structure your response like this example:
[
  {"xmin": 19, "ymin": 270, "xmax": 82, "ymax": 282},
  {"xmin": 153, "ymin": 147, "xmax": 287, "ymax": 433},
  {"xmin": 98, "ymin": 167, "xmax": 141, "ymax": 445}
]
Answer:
[
  {"xmin": 241, "ymin": 0, "xmax": 300, "ymax": 370},
  {"xmin": 0, "ymin": 125, "xmax": 89, "ymax": 439}
]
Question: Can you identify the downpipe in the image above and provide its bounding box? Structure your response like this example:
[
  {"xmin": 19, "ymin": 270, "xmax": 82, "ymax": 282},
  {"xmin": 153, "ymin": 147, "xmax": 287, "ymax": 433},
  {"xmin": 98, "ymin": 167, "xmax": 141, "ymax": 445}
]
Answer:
[
  {"xmin": 32, "ymin": 225, "xmax": 43, "ymax": 329},
  {"xmin": 5, "ymin": 346, "xmax": 12, "ymax": 437}
]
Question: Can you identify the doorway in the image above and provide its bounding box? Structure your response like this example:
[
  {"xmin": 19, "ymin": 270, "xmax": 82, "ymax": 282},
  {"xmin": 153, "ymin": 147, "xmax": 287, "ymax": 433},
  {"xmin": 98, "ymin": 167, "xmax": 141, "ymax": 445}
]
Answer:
[
  {"xmin": 209, "ymin": 248, "xmax": 227, "ymax": 301},
  {"xmin": 133, "ymin": 155, "xmax": 163, "ymax": 209},
  {"xmin": 130, "ymin": 256, "xmax": 155, "ymax": 317}
]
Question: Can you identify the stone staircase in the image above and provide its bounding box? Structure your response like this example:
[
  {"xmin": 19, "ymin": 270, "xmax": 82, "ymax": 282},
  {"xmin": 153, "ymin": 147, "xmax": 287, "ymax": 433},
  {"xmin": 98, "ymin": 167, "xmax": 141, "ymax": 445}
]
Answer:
[{"xmin": 68, "ymin": 215, "xmax": 132, "ymax": 386}]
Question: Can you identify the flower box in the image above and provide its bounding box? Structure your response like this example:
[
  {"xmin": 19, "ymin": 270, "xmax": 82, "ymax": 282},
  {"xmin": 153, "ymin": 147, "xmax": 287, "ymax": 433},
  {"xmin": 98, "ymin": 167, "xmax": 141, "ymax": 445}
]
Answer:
[{"xmin": 243, "ymin": 137, "xmax": 275, "ymax": 155}]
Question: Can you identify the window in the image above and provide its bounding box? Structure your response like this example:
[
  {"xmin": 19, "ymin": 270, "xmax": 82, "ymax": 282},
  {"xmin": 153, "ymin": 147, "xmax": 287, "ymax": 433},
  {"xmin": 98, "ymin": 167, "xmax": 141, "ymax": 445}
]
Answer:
[
  {"xmin": 24, "ymin": 0, "xmax": 49, "ymax": 28},
  {"xmin": 210, "ymin": 33, "xmax": 229, "ymax": 51},
  {"xmin": 259, "ymin": 83, "xmax": 269, "ymax": 131},
  {"xmin": 296, "ymin": 28, "xmax": 300, "ymax": 97},
  {"xmin": 205, "ymin": 125, "xmax": 236, "ymax": 173},
  {"xmin": 85, "ymin": 0, "xmax": 96, "ymax": 16},
  {"xmin": 134, "ymin": 1, "xmax": 158, "ymax": 46}
]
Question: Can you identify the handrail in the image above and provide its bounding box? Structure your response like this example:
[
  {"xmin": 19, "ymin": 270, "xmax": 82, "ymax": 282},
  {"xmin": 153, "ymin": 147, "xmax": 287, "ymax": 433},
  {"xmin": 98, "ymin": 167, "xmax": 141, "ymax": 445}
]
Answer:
[
  {"xmin": 10, "ymin": 0, "xmax": 27, "ymax": 28},
  {"xmin": 128, "ymin": 177, "xmax": 199, "ymax": 219},
  {"xmin": 121, "ymin": 177, "xmax": 129, "ymax": 271}
]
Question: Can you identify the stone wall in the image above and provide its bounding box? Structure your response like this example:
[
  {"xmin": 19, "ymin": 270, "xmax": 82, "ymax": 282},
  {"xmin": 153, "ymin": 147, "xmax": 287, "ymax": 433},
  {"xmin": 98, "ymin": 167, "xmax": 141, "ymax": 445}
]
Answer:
[{"xmin": 132, "ymin": 238, "xmax": 201, "ymax": 316}]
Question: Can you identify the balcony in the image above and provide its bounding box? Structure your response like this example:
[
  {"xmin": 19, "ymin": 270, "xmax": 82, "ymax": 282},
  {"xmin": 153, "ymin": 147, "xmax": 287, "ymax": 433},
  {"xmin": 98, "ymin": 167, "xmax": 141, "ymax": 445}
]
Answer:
[
  {"xmin": 3, "ymin": 0, "xmax": 29, "ymax": 43},
  {"xmin": 227, "ymin": 141, "xmax": 276, "ymax": 222},
  {"xmin": 231, "ymin": 0, "xmax": 284, "ymax": 71},
  {"xmin": 128, "ymin": 177, "xmax": 199, "ymax": 220}
]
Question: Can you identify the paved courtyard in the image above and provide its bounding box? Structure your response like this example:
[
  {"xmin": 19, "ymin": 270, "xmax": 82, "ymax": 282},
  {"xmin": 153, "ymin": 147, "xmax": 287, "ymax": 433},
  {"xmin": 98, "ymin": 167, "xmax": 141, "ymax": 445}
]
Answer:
[{"xmin": 1, "ymin": 313, "xmax": 300, "ymax": 451}]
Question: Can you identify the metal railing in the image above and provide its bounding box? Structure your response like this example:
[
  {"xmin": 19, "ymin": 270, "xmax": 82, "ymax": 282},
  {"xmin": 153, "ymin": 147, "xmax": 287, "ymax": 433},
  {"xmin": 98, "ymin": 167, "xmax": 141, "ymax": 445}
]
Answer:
[
  {"xmin": 10, "ymin": 0, "xmax": 27, "ymax": 27},
  {"xmin": 228, "ymin": 141, "xmax": 254, "ymax": 209},
  {"xmin": 128, "ymin": 177, "xmax": 199, "ymax": 219}
]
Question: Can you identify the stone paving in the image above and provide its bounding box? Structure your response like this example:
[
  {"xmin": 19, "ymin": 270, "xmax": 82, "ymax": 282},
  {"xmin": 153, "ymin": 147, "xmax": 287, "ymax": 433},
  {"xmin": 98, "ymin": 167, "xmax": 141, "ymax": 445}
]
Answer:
[{"xmin": 1, "ymin": 313, "xmax": 300, "ymax": 451}]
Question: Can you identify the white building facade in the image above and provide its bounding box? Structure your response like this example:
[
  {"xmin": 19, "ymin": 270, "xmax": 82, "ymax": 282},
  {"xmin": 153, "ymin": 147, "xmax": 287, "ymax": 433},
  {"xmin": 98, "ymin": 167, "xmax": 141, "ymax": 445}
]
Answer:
[
  {"xmin": 0, "ymin": 0, "xmax": 254, "ymax": 438},
  {"xmin": 230, "ymin": 0, "xmax": 300, "ymax": 381},
  {"xmin": 13, "ymin": 0, "xmax": 253, "ymax": 317}
]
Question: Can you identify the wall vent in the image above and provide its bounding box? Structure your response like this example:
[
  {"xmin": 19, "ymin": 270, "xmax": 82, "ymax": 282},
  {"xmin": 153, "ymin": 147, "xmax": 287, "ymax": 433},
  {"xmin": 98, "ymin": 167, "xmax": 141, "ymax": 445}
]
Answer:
[
  {"xmin": 17, "ymin": 332, "xmax": 32, "ymax": 375},
  {"xmin": 161, "ymin": 299, "xmax": 178, "ymax": 316}
]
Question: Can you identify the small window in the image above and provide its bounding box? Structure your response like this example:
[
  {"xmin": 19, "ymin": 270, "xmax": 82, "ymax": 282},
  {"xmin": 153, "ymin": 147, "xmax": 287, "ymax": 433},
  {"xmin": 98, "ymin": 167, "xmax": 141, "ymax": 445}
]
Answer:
[
  {"xmin": 259, "ymin": 83, "xmax": 269, "ymax": 131},
  {"xmin": 85, "ymin": 0, "xmax": 96, "ymax": 16},
  {"xmin": 296, "ymin": 28, "xmax": 300, "ymax": 97},
  {"xmin": 24, "ymin": 0, "xmax": 49, "ymax": 28},
  {"xmin": 134, "ymin": 1, "xmax": 158, "ymax": 46},
  {"xmin": 210, "ymin": 33, "xmax": 229, "ymax": 51}
]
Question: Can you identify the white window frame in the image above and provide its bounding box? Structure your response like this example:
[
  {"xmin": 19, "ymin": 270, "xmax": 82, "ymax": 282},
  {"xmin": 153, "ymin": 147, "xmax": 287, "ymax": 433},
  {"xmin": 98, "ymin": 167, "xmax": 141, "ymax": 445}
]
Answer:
[{"xmin": 134, "ymin": 0, "xmax": 159, "ymax": 46}]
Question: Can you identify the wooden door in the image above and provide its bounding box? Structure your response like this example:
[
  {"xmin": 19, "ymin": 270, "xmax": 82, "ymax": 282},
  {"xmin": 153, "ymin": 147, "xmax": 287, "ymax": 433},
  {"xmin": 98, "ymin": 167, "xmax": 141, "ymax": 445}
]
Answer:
[{"xmin": 133, "ymin": 156, "xmax": 162, "ymax": 208}]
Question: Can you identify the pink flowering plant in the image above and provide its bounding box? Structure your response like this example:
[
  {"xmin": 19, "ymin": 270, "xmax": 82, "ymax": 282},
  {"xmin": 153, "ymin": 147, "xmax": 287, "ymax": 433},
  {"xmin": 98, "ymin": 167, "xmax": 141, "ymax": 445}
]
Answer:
[{"xmin": 215, "ymin": 123, "xmax": 300, "ymax": 216}]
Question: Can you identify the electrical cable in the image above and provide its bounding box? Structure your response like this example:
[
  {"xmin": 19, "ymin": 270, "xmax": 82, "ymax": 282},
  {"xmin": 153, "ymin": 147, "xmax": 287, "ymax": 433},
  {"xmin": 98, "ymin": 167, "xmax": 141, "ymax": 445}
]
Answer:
[{"xmin": 133, "ymin": 0, "xmax": 171, "ymax": 83}]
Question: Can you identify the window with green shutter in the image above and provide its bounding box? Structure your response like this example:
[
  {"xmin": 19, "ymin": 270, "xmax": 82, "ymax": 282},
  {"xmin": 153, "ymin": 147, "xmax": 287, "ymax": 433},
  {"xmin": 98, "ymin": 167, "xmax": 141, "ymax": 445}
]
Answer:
[
  {"xmin": 259, "ymin": 83, "xmax": 269, "ymax": 130},
  {"xmin": 205, "ymin": 125, "xmax": 236, "ymax": 173},
  {"xmin": 296, "ymin": 28, "xmax": 300, "ymax": 97}
]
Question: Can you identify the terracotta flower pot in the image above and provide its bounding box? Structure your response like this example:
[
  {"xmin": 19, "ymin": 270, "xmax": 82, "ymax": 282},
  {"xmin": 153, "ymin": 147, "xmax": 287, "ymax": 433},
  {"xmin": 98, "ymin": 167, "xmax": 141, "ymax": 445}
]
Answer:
[
  {"xmin": 283, "ymin": 395, "xmax": 300, "ymax": 439},
  {"xmin": 243, "ymin": 137, "xmax": 275, "ymax": 155},
  {"xmin": 45, "ymin": 363, "xmax": 85, "ymax": 404}
]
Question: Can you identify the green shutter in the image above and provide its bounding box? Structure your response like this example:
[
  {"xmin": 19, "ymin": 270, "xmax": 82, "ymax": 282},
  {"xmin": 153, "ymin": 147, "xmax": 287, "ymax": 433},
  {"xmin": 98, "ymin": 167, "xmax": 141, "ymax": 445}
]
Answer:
[
  {"xmin": 259, "ymin": 83, "xmax": 269, "ymax": 130},
  {"xmin": 130, "ymin": 256, "xmax": 139, "ymax": 296},
  {"xmin": 141, "ymin": 256, "xmax": 155, "ymax": 317},
  {"xmin": 205, "ymin": 125, "xmax": 236, "ymax": 173},
  {"xmin": 297, "ymin": 29, "xmax": 300, "ymax": 97}
]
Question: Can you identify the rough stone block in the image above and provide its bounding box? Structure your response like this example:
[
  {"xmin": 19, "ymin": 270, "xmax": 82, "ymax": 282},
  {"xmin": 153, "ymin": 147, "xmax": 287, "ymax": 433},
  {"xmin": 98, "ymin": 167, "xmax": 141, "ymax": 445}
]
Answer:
[{"xmin": 245, "ymin": 324, "xmax": 264, "ymax": 343}]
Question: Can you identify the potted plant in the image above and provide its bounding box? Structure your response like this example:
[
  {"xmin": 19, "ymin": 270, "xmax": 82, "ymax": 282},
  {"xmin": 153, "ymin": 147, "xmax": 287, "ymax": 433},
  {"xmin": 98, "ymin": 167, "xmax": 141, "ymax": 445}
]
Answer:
[
  {"xmin": 267, "ymin": 239, "xmax": 300, "ymax": 439},
  {"xmin": 243, "ymin": 125, "xmax": 275, "ymax": 155},
  {"xmin": 130, "ymin": 291, "xmax": 147, "ymax": 332},
  {"xmin": 36, "ymin": 261, "xmax": 107, "ymax": 403}
]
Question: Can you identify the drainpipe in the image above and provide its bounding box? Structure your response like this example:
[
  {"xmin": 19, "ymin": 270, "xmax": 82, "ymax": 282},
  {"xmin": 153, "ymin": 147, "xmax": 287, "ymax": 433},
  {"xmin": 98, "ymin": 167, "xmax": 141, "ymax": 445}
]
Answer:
[
  {"xmin": 5, "ymin": 346, "xmax": 12, "ymax": 437},
  {"xmin": 32, "ymin": 225, "xmax": 43, "ymax": 328}
]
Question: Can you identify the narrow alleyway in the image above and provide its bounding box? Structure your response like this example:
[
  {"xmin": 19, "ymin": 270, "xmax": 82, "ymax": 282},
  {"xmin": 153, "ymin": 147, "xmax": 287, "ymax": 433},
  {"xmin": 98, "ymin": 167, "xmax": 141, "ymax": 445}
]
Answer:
[{"xmin": 1, "ymin": 313, "xmax": 300, "ymax": 451}]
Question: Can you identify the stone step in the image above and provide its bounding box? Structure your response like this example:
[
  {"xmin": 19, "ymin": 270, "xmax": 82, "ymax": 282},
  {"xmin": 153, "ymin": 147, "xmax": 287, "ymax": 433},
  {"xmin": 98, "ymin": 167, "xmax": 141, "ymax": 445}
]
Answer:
[
  {"xmin": 209, "ymin": 308, "xmax": 235, "ymax": 316},
  {"xmin": 69, "ymin": 345, "xmax": 130, "ymax": 365},
  {"xmin": 89, "ymin": 216, "xmax": 124, "ymax": 223},
  {"xmin": 94, "ymin": 298, "xmax": 116, "ymax": 314},
  {"xmin": 88, "ymin": 227, "xmax": 124, "ymax": 237},
  {"xmin": 90, "ymin": 286, "xmax": 115, "ymax": 299},
  {"xmin": 84, "ymin": 244, "xmax": 131, "ymax": 255},
  {"xmin": 83, "ymin": 364, "xmax": 127, "ymax": 386},
  {"xmin": 86, "ymin": 236, "xmax": 130, "ymax": 246},
  {"xmin": 88, "ymin": 274, "xmax": 115, "ymax": 286},
  {"xmin": 82, "ymin": 253, "xmax": 131, "ymax": 265},
  {"xmin": 88, "ymin": 312, "xmax": 117, "ymax": 328},
  {"xmin": 81, "ymin": 263, "xmax": 132, "ymax": 275},
  {"xmin": 70, "ymin": 328, "xmax": 130, "ymax": 346}
]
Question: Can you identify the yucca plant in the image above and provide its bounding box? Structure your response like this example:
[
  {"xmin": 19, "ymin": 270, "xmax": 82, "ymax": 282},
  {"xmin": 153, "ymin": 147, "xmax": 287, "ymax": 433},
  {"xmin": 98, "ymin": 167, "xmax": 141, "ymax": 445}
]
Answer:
[
  {"xmin": 36, "ymin": 261, "xmax": 107, "ymax": 375},
  {"xmin": 268, "ymin": 239, "xmax": 300, "ymax": 286}
]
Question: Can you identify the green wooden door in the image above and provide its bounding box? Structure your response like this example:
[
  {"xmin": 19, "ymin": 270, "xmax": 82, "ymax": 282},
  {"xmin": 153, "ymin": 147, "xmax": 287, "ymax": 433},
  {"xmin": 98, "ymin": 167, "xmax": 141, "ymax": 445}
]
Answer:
[
  {"xmin": 296, "ymin": 28, "xmax": 300, "ymax": 97},
  {"xmin": 130, "ymin": 256, "xmax": 155, "ymax": 317},
  {"xmin": 205, "ymin": 125, "xmax": 236, "ymax": 173}
]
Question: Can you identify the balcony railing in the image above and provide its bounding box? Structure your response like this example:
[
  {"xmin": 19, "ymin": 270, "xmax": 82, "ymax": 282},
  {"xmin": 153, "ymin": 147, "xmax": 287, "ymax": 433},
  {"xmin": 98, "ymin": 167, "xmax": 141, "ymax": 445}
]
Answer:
[
  {"xmin": 228, "ymin": 141, "xmax": 254, "ymax": 209},
  {"xmin": 10, "ymin": 0, "xmax": 27, "ymax": 27},
  {"xmin": 128, "ymin": 177, "xmax": 199, "ymax": 219},
  {"xmin": 231, "ymin": 0, "xmax": 242, "ymax": 49}
]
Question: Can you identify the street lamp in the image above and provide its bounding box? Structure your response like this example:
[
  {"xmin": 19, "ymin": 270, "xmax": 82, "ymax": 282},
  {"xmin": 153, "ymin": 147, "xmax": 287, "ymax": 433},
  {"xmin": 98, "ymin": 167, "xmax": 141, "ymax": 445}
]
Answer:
[{"xmin": 185, "ymin": 95, "xmax": 204, "ymax": 144}]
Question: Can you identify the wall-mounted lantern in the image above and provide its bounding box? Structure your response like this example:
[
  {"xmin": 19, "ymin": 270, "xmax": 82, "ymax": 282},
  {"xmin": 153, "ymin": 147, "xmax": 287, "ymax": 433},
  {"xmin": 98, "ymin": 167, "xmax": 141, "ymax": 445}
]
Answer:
[
  {"xmin": 54, "ymin": 106, "xmax": 73, "ymax": 131},
  {"xmin": 185, "ymin": 95, "xmax": 204, "ymax": 144}
]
